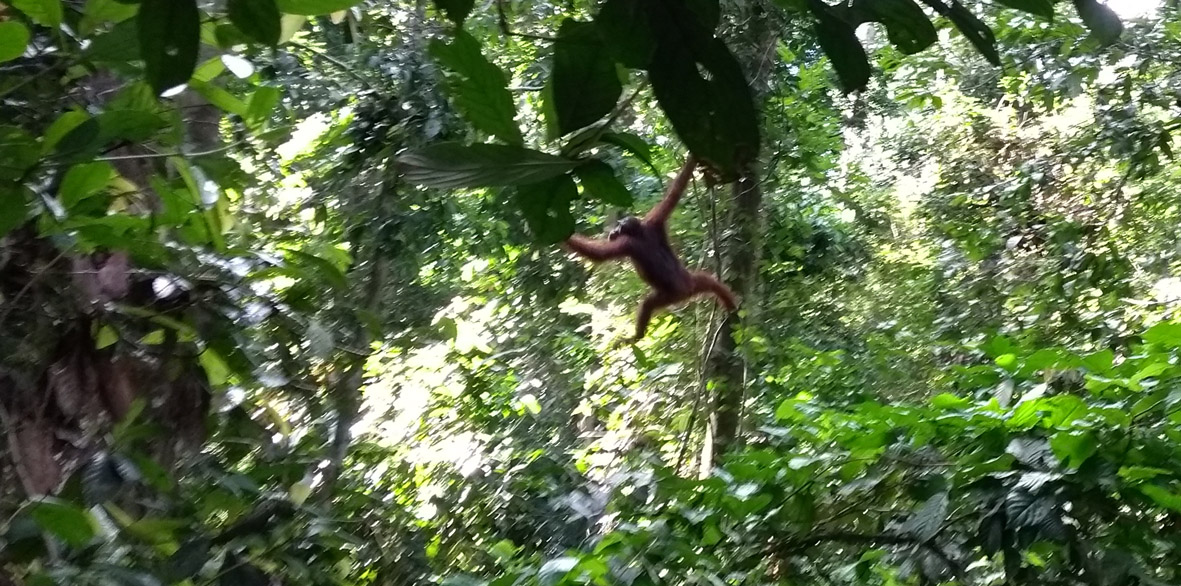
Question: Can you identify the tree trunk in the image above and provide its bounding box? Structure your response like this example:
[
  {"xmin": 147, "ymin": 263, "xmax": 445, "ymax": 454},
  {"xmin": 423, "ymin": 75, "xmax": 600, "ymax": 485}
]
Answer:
[{"xmin": 702, "ymin": 171, "xmax": 762, "ymax": 470}]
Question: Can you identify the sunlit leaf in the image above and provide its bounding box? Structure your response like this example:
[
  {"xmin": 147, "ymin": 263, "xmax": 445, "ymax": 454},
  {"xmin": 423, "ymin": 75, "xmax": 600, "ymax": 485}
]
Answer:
[
  {"xmin": 276, "ymin": 0, "xmax": 360, "ymax": 15},
  {"xmin": 11, "ymin": 0, "xmax": 63, "ymax": 27},
  {"xmin": 1139, "ymin": 484, "xmax": 1181, "ymax": 512},
  {"xmin": 29, "ymin": 500, "xmax": 97, "ymax": 547},
  {"xmin": 1143, "ymin": 321, "xmax": 1181, "ymax": 347},
  {"xmin": 0, "ymin": 22, "xmax": 31, "ymax": 63},
  {"xmin": 199, "ymin": 348, "xmax": 230, "ymax": 386},
  {"xmin": 1049, "ymin": 430, "xmax": 1097, "ymax": 469},
  {"xmin": 60, "ymin": 162, "xmax": 115, "ymax": 211}
]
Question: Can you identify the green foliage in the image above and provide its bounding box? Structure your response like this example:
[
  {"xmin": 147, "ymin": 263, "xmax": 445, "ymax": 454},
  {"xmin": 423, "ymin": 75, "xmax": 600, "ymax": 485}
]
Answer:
[
  {"xmin": 549, "ymin": 19, "xmax": 622, "ymax": 137},
  {"xmin": 430, "ymin": 30, "xmax": 524, "ymax": 145},
  {"xmin": 138, "ymin": 0, "xmax": 201, "ymax": 94}
]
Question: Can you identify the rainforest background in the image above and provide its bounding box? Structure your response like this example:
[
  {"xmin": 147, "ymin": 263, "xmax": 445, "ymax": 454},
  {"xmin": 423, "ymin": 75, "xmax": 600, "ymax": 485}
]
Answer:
[{"xmin": 2, "ymin": 0, "xmax": 1181, "ymax": 584}]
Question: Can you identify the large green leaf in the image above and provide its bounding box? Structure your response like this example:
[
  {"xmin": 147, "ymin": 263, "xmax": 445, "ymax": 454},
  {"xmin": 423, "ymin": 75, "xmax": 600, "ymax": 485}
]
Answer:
[
  {"xmin": 600, "ymin": 132, "xmax": 658, "ymax": 173},
  {"xmin": 228, "ymin": 0, "xmax": 281, "ymax": 45},
  {"xmin": 1072, "ymin": 0, "xmax": 1122, "ymax": 45},
  {"xmin": 994, "ymin": 0, "xmax": 1054, "ymax": 19},
  {"xmin": 59, "ymin": 162, "xmax": 115, "ymax": 210},
  {"xmin": 0, "ymin": 22, "xmax": 31, "ymax": 63},
  {"xmin": 808, "ymin": 1, "xmax": 871, "ymax": 92},
  {"xmin": 514, "ymin": 174, "xmax": 577, "ymax": 244},
  {"xmin": 434, "ymin": 0, "xmax": 473, "ymax": 25},
  {"xmin": 574, "ymin": 160, "xmax": 632, "ymax": 206},
  {"xmin": 851, "ymin": 0, "xmax": 937, "ymax": 55},
  {"xmin": 0, "ymin": 126, "xmax": 39, "ymax": 181},
  {"xmin": 29, "ymin": 500, "xmax": 97, "ymax": 547},
  {"xmin": 397, "ymin": 143, "xmax": 578, "ymax": 189},
  {"xmin": 80, "ymin": 0, "xmax": 139, "ymax": 36},
  {"xmin": 0, "ymin": 186, "xmax": 30, "ymax": 238},
  {"xmin": 1139, "ymin": 484, "xmax": 1181, "ymax": 512},
  {"xmin": 945, "ymin": 1, "xmax": 1000, "ymax": 66},
  {"xmin": 430, "ymin": 30, "xmax": 523, "ymax": 145},
  {"xmin": 550, "ymin": 19, "xmax": 622, "ymax": 136},
  {"xmin": 1143, "ymin": 321, "xmax": 1181, "ymax": 347},
  {"xmin": 11, "ymin": 0, "xmax": 63, "ymax": 27},
  {"xmin": 275, "ymin": 0, "xmax": 361, "ymax": 15},
  {"xmin": 138, "ymin": 0, "xmax": 200, "ymax": 93},
  {"xmin": 594, "ymin": 0, "xmax": 656, "ymax": 68},
  {"xmin": 1049, "ymin": 430, "xmax": 1097, "ymax": 469}
]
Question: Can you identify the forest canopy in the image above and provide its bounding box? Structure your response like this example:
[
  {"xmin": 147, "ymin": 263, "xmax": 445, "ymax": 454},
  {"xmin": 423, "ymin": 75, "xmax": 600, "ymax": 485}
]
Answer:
[{"xmin": 2, "ymin": 0, "xmax": 1181, "ymax": 585}]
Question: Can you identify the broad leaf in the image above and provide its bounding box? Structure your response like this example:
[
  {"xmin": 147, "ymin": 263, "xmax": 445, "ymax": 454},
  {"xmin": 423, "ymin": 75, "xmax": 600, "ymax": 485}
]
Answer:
[
  {"xmin": 1142, "ymin": 321, "xmax": 1181, "ymax": 347},
  {"xmin": 434, "ymin": 0, "xmax": 473, "ymax": 25},
  {"xmin": 575, "ymin": 160, "xmax": 632, "ymax": 206},
  {"xmin": 808, "ymin": 1, "xmax": 871, "ymax": 92},
  {"xmin": 80, "ymin": 0, "xmax": 139, "ymax": 36},
  {"xmin": 59, "ymin": 162, "xmax": 115, "ymax": 210},
  {"xmin": 514, "ymin": 174, "xmax": 578, "ymax": 244},
  {"xmin": 550, "ymin": 19, "xmax": 623, "ymax": 136},
  {"xmin": 138, "ymin": 0, "xmax": 200, "ymax": 94},
  {"xmin": 648, "ymin": 36, "xmax": 759, "ymax": 176},
  {"xmin": 945, "ymin": 2, "xmax": 1001, "ymax": 66},
  {"xmin": 0, "ymin": 126, "xmax": 39, "ymax": 181},
  {"xmin": 1049, "ymin": 430, "xmax": 1097, "ymax": 469},
  {"xmin": 852, "ymin": 0, "xmax": 937, "ymax": 55},
  {"xmin": 11, "ymin": 0, "xmax": 63, "ymax": 27},
  {"xmin": 398, "ymin": 143, "xmax": 578, "ymax": 189},
  {"xmin": 275, "ymin": 0, "xmax": 361, "ymax": 15},
  {"xmin": 228, "ymin": 0, "xmax": 281, "ymax": 45},
  {"xmin": 430, "ymin": 31, "xmax": 523, "ymax": 145},
  {"xmin": 594, "ymin": 0, "xmax": 656, "ymax": 68},
  {"xmin": 1072, "ymin": 0, "xmax": 1122, "ymax": 45},
  {"xmin": 0, "ymin": 186, "xmax": 30, "ymax": 238},
  {"xmin": 995, "ymin": 0, "xmax": 1054, "ymax": 19},
  {"xmin": 0, "ymin": 22, "xmax": 31, "ymax": 63},
  {"xmin": 246, "ymin": 86, "xmax": 282, "ymax": 126},
  {"xmin": 29, "ymin": 500, "xmax": 97, "ymax": 547}
]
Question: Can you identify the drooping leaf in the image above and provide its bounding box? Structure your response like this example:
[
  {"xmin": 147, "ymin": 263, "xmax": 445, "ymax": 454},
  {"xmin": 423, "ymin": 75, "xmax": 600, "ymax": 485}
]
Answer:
[
  {"xmin": 429, "ymin": 30, "xmax": 523, "ymax": 145},
  {"xmin": 11, "ymin": 0, "xmax": 64, "ymax": 27},
  {"xmin": 398, "ymin": 143, "xmax": 578, "ymax": 189},
  {"xmin": 594, "ymin": 0, "xmax": 656, "ymax": 68},
  {"xmin": 574, "ymin": 160, "xmax": 632, "ymax": 206},
  {"xmin": 851, "ymin": 0, "xmax": 937, "ymax": 55},
  {"xmin": 246, "ymin": 86, "xmax": 282, "ymax": 126},
  {"xmin": 228, "ymin": 0, "xmax": 281, "ymax": 45},
  {"xmin": 807, "ymin": 1, "xmax": 871, "ymax": 92},
  {"xmin": 138, "ymin": 0, "xmax": 200, "ymax": 94},
  {"xmin": 29, "ymin": 500, "xmax": 97, "ymax": 547},
  {"xmin": 1072, "ymin": 0, "xmax": 1122, "ymax": 45},
  {"xmin": 275, "ymin": 0, "xmax": 360, "ymax": 15},
  {"xmin": 514, "ymin": 174, "xmax": 578, "ymax": 244},
  {"xmin": 0, "ymin": 22, "xmax": 31, "ymax": 63},
  {"xmin": 647, "ymin": 35, "xmax": 759, "ymax": 177},
  {"xmin": 434, "ymin": 0, "xmax": 473, "ymax": 25},
  {"xmin": 944, "ymin": 2, "xmax": 1001, "ymax": 66},
  {"xmin": 994, "ymin": 0, "xmax": 1054, "ymax": 19},
  {"xmin": 550, "ymin": 19, "xmax": 623, "ymax": 136}
]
